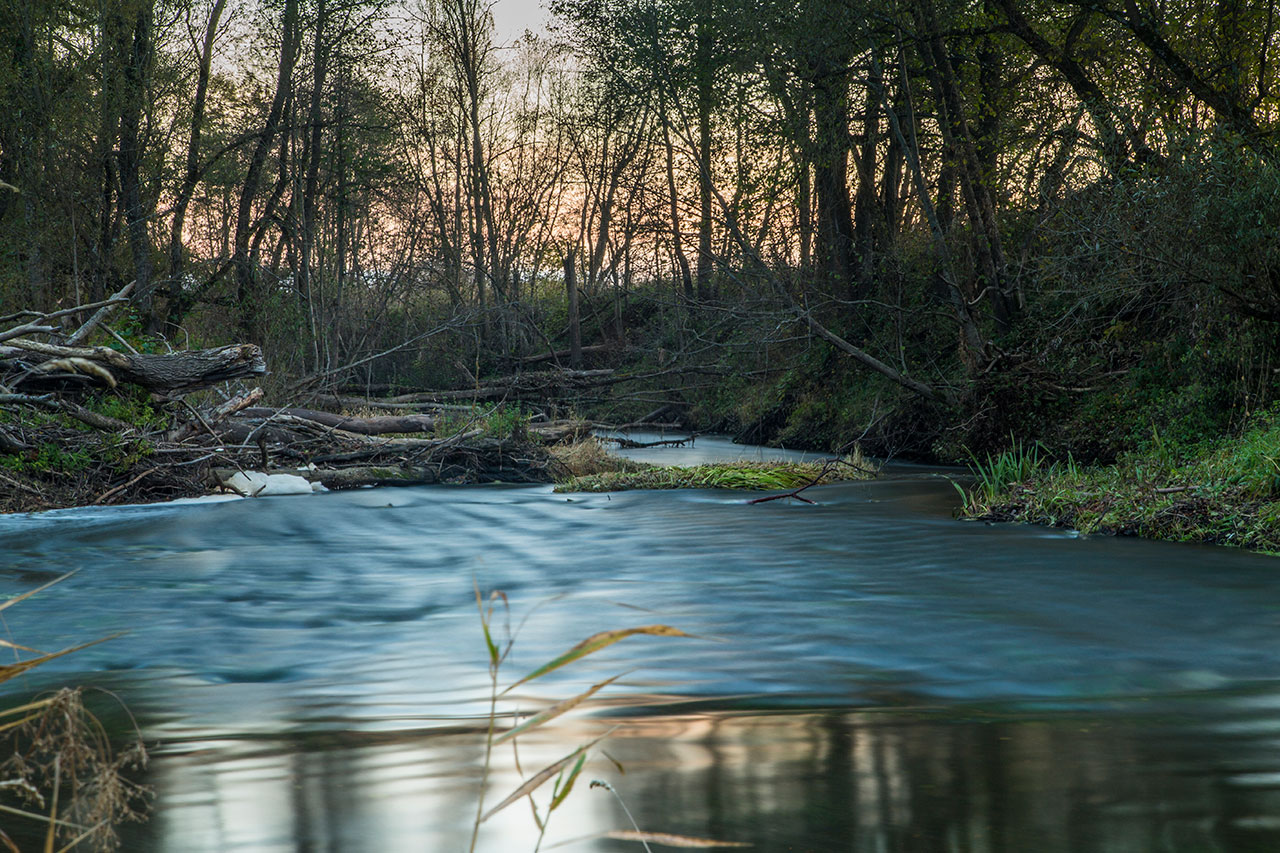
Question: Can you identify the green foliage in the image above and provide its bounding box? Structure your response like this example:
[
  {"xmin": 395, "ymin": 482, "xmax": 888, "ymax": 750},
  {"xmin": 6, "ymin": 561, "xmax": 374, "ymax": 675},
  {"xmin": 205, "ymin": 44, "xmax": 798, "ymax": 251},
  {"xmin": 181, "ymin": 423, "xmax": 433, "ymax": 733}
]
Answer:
[
  {"xmin": 481, "ymin": 405, "xmax": 530, "ymax": 441},
  {"xmin": 107, "ymin": 309, "xmax": 166, "ymax": 355},
  {"xmin": 963, "ymin": 439, "xmax": 1047, "ymax": 507},
  {"xmin": 85, "ymin": 388, "xmax": 169, "ymax": 432},
  {"xmin": 0, "ymin": 431, "xmax": 153, "ymax": 477},
  {"xmin": 99, "ymin": 432, "xmax": 154, "ymax": 474},
  {"xmin": 1, "ymin": 441, "xmax": 93, "ymax": 475},
  {"xmin": 435, "ymin": 404, "xmax": 531, "ymax": 441}
]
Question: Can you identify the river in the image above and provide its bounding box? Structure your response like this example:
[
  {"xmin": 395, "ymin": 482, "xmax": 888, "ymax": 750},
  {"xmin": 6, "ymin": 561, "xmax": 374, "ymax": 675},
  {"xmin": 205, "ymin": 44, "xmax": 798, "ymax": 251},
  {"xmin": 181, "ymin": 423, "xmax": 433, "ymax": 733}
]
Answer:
[{"xmin": 1, "ymin": 436, "xmax": 1278, "ymax": 851}]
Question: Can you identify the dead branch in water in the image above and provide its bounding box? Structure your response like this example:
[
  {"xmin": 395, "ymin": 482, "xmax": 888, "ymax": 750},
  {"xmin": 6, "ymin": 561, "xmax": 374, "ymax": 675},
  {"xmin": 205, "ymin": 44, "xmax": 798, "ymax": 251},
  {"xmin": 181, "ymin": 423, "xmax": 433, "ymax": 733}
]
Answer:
[{"xmin": 746, "ymin": 456, "xmax": 877, "ymax": 505}]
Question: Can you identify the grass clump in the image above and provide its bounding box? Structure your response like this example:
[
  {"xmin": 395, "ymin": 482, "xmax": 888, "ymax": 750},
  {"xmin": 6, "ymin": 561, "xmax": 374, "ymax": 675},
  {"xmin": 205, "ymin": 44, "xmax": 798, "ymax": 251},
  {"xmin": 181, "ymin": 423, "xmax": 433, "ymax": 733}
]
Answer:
[
  {"xmin": 556, "ymin": 452, "xmax": 870, "ymax": 493},
  {"xmin": 547, "ymin": 437, "xmax": 646, "ymax": 478},
  {"xmin": 0, "ymin": 573, "xmax": 151, "ymax": 851},
  {"xmin": 957, "ymin": 411, "xmax": 1280, "ymax": 552}
]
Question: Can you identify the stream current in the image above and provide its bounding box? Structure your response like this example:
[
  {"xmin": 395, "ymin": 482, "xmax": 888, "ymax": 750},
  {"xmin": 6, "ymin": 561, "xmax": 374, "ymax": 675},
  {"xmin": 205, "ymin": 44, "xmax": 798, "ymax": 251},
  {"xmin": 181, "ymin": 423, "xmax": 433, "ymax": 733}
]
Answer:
[{"xmin": 1, "ymin": 435, "xmax": 1279, "ymax": 851}]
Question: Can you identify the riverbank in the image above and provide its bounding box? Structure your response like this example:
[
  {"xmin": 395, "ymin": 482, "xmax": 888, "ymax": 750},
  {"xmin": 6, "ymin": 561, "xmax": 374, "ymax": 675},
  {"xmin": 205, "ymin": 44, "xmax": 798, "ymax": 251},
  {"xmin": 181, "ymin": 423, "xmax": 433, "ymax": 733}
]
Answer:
[
  {"xmin": 0, "ymin": 388, "xmax": 862, "ymax": 512},
  {"xmin": 953, "ymin": 413, "xmax": 1280, "ymax": 554}
]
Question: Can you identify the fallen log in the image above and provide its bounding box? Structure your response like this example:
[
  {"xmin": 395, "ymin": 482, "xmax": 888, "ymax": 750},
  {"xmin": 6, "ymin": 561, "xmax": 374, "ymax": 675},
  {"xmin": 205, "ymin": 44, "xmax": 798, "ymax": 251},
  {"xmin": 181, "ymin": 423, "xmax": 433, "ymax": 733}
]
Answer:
[
  {"xmin": 519, "ymin": 343, "xmax": 620, "ymax": 366},
  {"xmin": 212, "ymin": 464, "xmax": 449, "ymax": 490},
  {"xmin": 591, "ymin": 420, "xmax": 687, "ymax": 432},
  {"xmin": 239, "ymin": 406, "xmax": 438, "ymax": 436},
  {"xmin": 309, "ymin": 394, "xmax": 484, "ymax": 413},
  {"xmin": 532, "ymin": 420, "xmax": 592, "ymax": 443},
  {"xmin": 209, "ymin": 435, "xmax": 557, "ymax": 492},
  {"xmin": 209, "ymin": 387, "xmax": 266, "ymax": 423},
  {"xmin": 2, "ymin": 340, "xmax": 265, "ymax": 395},
  {"xmin": 172, "ymin": 387, "xmax": 265, "ymax": 442},
  {"xmin": 603, "ymin": 434, "xmax": 697, "ymax": 449},
  {"xmin": 388, "ymin": 368, "xmax": 617, "ymax": 403}
]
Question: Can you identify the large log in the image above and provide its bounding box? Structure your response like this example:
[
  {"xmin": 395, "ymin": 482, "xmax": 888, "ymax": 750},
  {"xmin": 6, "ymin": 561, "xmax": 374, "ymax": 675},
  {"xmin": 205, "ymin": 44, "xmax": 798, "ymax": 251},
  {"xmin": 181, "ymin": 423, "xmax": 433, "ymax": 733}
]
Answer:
[
  {"xmin": 519, "ymin": 343, "xmax": 621, "ymax": 366},
  {"xmin": 239, "ymin": 406, "xmax": 438, "ymax": 435},
  {"xmin": 2, "ymin": 341, "xmax": 265, "ymax": 395},
  {"xmin": 209, "ymin": 435, "xmax": 557, "ymax": 492},
  {"xmin": 387, "ymin": 368, "xmax": 617, "ymax": 403}
]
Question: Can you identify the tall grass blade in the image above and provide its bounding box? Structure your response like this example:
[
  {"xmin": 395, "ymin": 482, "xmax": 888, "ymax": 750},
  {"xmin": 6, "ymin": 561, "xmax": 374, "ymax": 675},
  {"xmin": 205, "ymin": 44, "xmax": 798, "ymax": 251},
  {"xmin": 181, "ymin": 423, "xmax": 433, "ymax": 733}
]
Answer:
[
  {"xmin": 506, "ymin": 626, "xmax": 690, "ymax": 692},
  {"xmin": 474, "ymin": 580, "xmax": 500, "ymax": 666},
  {"xmin": 0, "ymin": 572, "xmax": 77, "ymax": 615},
  {"xmin": 43, "ymin": 754, "xmax": 59, "ymax": 853},
  {"xmin": 0, "ymin": 804, "xmax": 85, "ymax": 830},
  {"xmin": 0, "ymin": 635, "xmax": 121, "ymax": 687},
  {"xmin": 603, "ymin": 830, "xmax": 752, "ymax": 847},
  {"xmin": 480, "ymin": 730, "xmax": 614, "ymax": 823},
  {"xmin": 0, "ymin": 638, "xmax": 42, "ymax": 654},
  {"xmin": 494, "ymin": 675, "xmax": 621, "ymax": 745},
  {"xmin": 549, "ymin": 752, "xmax": 587, "ymax": 812},
  {"xmin": 0, "ymin": 697, "xmax": 57, "ymax": 719}
]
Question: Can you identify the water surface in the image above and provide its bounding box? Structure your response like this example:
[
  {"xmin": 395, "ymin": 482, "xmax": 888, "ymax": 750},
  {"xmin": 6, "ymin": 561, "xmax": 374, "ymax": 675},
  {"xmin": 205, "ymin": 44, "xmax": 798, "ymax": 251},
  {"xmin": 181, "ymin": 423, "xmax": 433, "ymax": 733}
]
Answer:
[{"xmin": 1, "ymin": 440, "xmax": 1278, "ymax": 850}]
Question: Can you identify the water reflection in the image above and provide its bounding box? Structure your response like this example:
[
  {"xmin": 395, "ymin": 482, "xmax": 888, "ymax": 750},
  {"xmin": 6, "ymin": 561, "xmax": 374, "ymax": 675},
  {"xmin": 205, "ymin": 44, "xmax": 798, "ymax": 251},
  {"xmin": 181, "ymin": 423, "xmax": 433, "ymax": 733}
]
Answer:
[{"xmin": 115, "ymin": 697, "xmax": 1280, "ymax": 852}]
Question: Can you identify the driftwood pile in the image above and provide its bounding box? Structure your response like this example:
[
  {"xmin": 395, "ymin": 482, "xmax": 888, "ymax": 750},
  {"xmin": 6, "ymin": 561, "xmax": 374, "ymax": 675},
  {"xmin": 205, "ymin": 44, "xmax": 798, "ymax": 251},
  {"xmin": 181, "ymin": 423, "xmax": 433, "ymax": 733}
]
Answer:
[{"xmin": 0, "ymin": 294, "xmax": 594, "ymax": 512}]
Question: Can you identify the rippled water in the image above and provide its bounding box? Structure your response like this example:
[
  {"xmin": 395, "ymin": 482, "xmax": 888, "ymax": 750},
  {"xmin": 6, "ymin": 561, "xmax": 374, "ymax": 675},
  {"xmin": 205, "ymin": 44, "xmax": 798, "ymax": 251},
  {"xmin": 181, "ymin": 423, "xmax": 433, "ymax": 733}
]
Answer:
[{"xmin": 1, "ymin": 437, "xmax": 1279, "ymax": 850}]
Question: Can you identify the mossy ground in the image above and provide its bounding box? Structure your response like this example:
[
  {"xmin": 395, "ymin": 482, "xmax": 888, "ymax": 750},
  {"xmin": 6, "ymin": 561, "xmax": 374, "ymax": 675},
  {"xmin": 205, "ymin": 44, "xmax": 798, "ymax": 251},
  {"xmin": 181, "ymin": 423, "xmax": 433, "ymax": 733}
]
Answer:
[{"xmin": 553, "ymin": 446, "xmax": 872, "ymax": 493}]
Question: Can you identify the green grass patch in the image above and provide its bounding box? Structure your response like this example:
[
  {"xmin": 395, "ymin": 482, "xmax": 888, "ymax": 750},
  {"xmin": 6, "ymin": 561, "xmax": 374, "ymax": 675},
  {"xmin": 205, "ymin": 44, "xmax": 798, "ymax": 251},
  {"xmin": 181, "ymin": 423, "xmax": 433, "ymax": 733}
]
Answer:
[
  {"xmin": 957, "ymin": 410, "xmax": 1280, "ymax": 552},
  {"xmin": 434, "ymin": 403, "xmax": 531, "ymax": 441},
  {"xmin": 556, "ymin": 455, "xmax": 870, "ymax": 493}
]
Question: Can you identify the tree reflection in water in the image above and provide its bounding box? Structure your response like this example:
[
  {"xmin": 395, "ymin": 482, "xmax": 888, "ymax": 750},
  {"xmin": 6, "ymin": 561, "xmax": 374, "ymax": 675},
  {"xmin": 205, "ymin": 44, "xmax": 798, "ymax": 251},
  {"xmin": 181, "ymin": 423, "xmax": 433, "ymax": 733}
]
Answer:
[{"xmin": 116, "ymin": 698, "xmax": 1280, "ymax": 852}]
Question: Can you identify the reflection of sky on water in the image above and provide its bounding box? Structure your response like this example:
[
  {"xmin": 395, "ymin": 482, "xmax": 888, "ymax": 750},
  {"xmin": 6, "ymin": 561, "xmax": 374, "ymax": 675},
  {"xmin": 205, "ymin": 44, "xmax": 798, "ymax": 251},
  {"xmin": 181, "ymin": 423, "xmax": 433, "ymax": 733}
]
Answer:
[
  {"xmin": 597, "ymin": 429, "xmax": 830, "ymax": 466},
  {"xmin": 2, "ymin": 444, "xmax": 1280, "ymax": 849}
]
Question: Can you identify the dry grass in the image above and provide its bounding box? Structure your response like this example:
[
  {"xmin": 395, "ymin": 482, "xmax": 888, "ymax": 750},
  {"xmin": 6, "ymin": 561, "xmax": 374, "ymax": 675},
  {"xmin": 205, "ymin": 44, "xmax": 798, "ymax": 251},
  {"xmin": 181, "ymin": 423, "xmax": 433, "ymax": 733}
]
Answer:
[
  {"xmin": 547, "ymin": 437, "xmax": 646, "ymax": 478},
  {"xmin": 0, "ymin": 688, "xmax": 150, "ymax": 852},
  {"xmin": 0, "ymin": 575, "xmax": 150, "ymax": 850}
]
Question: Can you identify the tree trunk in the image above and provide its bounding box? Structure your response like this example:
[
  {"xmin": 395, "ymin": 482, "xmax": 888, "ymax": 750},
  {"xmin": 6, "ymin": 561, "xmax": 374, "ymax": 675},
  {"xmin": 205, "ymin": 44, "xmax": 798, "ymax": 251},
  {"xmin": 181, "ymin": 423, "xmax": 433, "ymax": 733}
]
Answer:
[
  {"xmin": 915, "ymin": 0, "xmax": 1013, "ymax": 327},
  {"xmin": 695, "ymin": 11, "xmax": 714, "ymax": 301},
  {"xmin": 565, "ymin": 248, "xmax": 582, "ymax": 368},
  {"xmin": 234, "ymin": 0, "xmax": 301, "ymax": 342},
  {"xmin": 118, "ymin": 0, "xmax": 156, "ymax": 328},
  {"xmin": 299, "ymin": 0, "xmax": 331, "ymax": 367},
  {"xmin": 811, "ymin": 55, "xmax": 855, "ymax": 296},
  {"xmin": 659, "ymin": 105, "xmax": 694, "ymax": 303},
  {"xmin": 3, "ymin": 341, "xmax": 266, "ymax": 395},
  {"xmin": 164, "ymin": 0, "xmax": 228, "ymax": 331}
]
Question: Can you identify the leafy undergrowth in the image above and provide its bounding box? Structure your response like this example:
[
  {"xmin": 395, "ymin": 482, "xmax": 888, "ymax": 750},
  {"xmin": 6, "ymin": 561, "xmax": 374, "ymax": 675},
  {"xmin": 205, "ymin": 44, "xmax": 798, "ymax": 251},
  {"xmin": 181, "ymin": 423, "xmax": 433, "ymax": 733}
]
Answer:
[
  {"xmin": 958, "ymin": 415, "xmax": 1280, "ymax": 553},
  {"xmin": 555, "ymin": 451, "xmax": 872, "ymax": 493}
]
